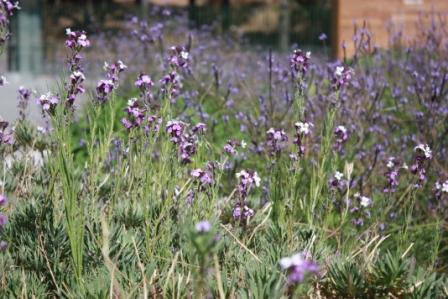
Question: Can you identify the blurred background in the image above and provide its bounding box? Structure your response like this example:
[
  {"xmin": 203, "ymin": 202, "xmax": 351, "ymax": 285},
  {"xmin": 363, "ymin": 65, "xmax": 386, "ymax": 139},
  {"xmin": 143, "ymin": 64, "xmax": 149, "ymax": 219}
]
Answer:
[
  {"xmin": 3, "ymin": 0, "xmax": 332, "ymax": 75},
  {"xmin": 1, "ymin": 0, "xmax": 447, "ymax": 123}
]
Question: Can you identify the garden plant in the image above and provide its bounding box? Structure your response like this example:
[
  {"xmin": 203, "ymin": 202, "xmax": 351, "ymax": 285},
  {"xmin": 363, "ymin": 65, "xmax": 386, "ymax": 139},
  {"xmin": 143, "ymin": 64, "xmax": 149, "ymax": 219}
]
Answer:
[{"xmin": 1, "ymin": 1, "xmax": 448, "ymax": 298}]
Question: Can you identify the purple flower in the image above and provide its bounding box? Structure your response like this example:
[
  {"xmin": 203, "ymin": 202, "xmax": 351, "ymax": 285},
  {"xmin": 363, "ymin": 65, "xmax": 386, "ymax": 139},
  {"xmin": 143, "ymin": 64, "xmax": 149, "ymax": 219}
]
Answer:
[
  {"xmin": 290, "ymin": 49, "xmax": 311, "ymax": 77},
  {"xmin": 38, "ymin": 92, "xmax": 59, "ymax": 114},
  {"xmin": 329, "ymin": 171, "xmax": 345, "ymax": 191},
  {"xmin": 0, "ymin": 120, "xmax": 13, "ymax": 145},
  {"xmin": 334, "ymin": 125, "xmax": 349, "ymax": 153},
  {"xmin": 294, "ymin": 122, "xmax": 313, "ymax": 157},
  {"xmin": 1, "ymin": 1, "xmax": 20, "ymax": 17},
  {"xmin": 224, "ymin": 142, "xmax": 237, "ymax": 156},
  {"xmin": 0, "ymin": 214, "xmax": 7, "ymax": 227},
  {"xmin": 169, "ymin": 45, "xmax": 190, "ymax": 69},
  {"xmin": 66, "ymin": 70, "xmax": 86, "ymax": 105},
  {"xmin": 411, "ymin": 144, "xmax": 432, "ymax": 186},
  {"xmin": 121, "ymin": 98, "xmax": 146, "ymax": 130},
  {"xmin": 96, "ymin": 79, "xmax": 115, "ymax": 103},
  {"xmin": 332, "ymin": 66, "xmax": 354, "ymax": 90},
  {"xmin": 135, "ymin": 73, "xmax": 154, "ymax": 102},
  {"xmin": 191, "ymin": 168, "xmax": 214, "ymax": 186},
  {"xmin": 135, "ymin": 74, "xmax": 153, "ymax": 88},
  {"xmin": 180, "ymin": 140, "xmax": 197, "ymax": 164},
  {"xmin": 166, "ymin": 120, "xmax": 185, "ymax": 144},
  {"xmin": 232, "ymin": 203, "xmax": 254, "ymax": 220},
  {"xmin": 17, "ymin": 86, "xmax": 32, "ymax": 120},
  {"xmin": 192, "ymin": 122, "xmax": 207, "ymax": 134},
  {"xmin": 266, "ymin": 128, "xmax": 288, "ymax": 156},
  {"xmin": 384, "ymin": 157, "xmax": 401, "ymax": 193},
  {"xmin": 0, "ymin": 195, "xmax": 7, "ymax": 206},
  {"xmin": 195, "ymin": 220, "xmax": 211, "ymax": 233},
  {"xmin": 103, "ymin": 60, "xmax": 127, "ymax": 83},
  {"xmin": 279, "ymin": 252, "xmax": 320, "ymax": 284},
  {"xmin": 0, "ymin": 240, "xmax": 7, "ymax": 251},
  {"xmin": 236, "ymin": 170, "xmax": 261, "ymax": 199},
  {"xmin": 65, "ymin": 28, "xmax": 90, "ymax": 50},
  {"xmin": 160, "ymin": 71, "xmax": 181, "ymax": 102},
  {"xmin": 319, "ymin": 33, "xmax": 328, "ymax": 41}
]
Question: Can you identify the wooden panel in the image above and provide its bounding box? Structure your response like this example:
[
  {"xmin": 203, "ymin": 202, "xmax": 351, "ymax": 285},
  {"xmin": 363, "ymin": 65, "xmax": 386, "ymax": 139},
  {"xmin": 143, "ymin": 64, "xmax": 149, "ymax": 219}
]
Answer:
[{"xmin": 334, "ymin": 0, "xmax": 448, "ymax": 58}]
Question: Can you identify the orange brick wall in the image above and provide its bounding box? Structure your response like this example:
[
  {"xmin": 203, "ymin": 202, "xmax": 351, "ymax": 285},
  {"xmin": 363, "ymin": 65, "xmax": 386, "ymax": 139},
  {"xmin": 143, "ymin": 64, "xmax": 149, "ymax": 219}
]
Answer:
[{"xmin": 333, "ymin": 0, "xmax": 448, "ymax": 58}]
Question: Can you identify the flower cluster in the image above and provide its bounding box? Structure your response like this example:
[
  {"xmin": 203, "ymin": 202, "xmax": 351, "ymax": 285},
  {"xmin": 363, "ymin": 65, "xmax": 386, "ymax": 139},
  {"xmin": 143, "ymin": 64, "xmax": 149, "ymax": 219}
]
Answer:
[
  {"xmin": 434, "ymin": 180, "xmax": 448, "ymax": 201},
  {"xmin": 236, "ymin": 169, "xmax": 261, "ymax": 199},
  {"xmin": 332, "ymin": 66, "xmax": 353, "ymax": 90},
  {"xmin": 383, "ymin": 157, "xmax": 402, "ymax": 193},
  {"xmin": 195, "ymin": 220, "xmax": 211, "ymax": 234},
  {"xmin": 351, "ymin": 193, "xmax": 373, "ymax": 226},
  {"xmin": 135, "ymin": 73, "xmax": 154, "ymax": 103},
  {"xmin": 166, "ymin": 120, "xmax": 204, "ymax": 164},
  {"xmin": 190, "ymin": 167, "xmax": 214, "ymax": 187},
  {"xmin": 279, "ymin": 252, "xmax": 320, "ymax": 284},
  {"xmin": 329, "ymin": 171, "xmax": 346, "ymax": 191},
  {"xmin": 121, "ymin": 98, "xmax": 161, "ymax": 135},
  {"xmin": 38, "ymin": 92, "xmax": 60, "ymax": 114},
  {"xmin": 96, "ymin": 60, "xmax": 127, "ymax": 103},
  {"xmin": 294, "ymin": 121, "xmax": 313, "ymax": 157},
  {"xmin": 266, "ymin": 128, "xmax": 288, "ymax": 156},
  {"xmin": 160, "ymin": 71, "xmax": 181, "ymax": 102},
  {"xmin": 231, "ymin": 169, "xmax": 260, "ymax": 222},
  {"xmin": 0, "ymin": 120, "xmax": 13, "ymax": 145},
  {"xmin": 67, "ymin": 70, "xmax": 86, "ymax": 106},
  {"xmin": 17, "ymin": 86, "xmax": 32, "ymax": 121},
  {"xmin": 0, "ymin": 1, "xmax": 20, "ymax": 49},
  {"xmin": 169, "ymin": 45, "xmax": 190, "ymax": 69},
  {"xmin": 333, "ymin": 125, "xmax": 349, "ymax": 153},
  {"xmin": 64, "ymin": 29, "xmax": 91, "ymax": 107},
  {"xmin": 290, "ymin": 49, "xmax": 311, "ymax": 77},
  {"xmin": 223, "ymin": 139, "xmax": 246, "ymax": 156},
  {"xmin": 166, "ymin": 120, "xmax": 186, "ymax": 144},
  {"xmin": 232, "ymin": 202, "xmax": 254, "ymax": 220},
  {"xmin": 65, "ymin": 28, "xmax": 90, "ymax": 50},
  {"xmin": 410, "ymin": 144, "xmax": 432, "ymax": 186},
  {"xmin": 121, "ymin": 98, "xmax": 146, "ymax": 129},
  {"xmin": 129, "ymin": 16, "xmax": 163, "ymax": 45}
]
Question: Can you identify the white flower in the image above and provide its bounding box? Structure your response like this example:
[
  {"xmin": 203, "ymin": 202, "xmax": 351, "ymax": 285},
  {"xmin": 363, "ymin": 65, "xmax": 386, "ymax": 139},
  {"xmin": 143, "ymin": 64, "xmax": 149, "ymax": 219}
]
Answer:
[
  {"xmin": 279, "ymin": 253, "xmax": 304, "ymax": 269},
  {"xmin": 387, "ymin": 157, "xmax": 395, "ymax": 169},
  {"xmin": 438, "ymin": 180, "xmax": 448, "ymax": 193},
  {"xmin": 0, "ymin": 75, "xmax": 9, "ymax": 85},
  {"xmin": 335, "ymin": 66, "xmax": 345, "ymax": 77},
  {"xmin": 334, "ymin": 171, "xmax": 343, "ymax": 180},
  {"xmin": 253, "ymin": 172, "xmax": 261, "ymax": 187},
  {"xmin": 70, "ymin": 71, "xmax": 85, "ymax": 81},
  {"xmin": 295, "ymin": 122, "xmax": 313, "ymax": 135},
  {"xmin": 127, "ymin": 98, "xmax": 137, "ymax": 106},
  {"xmin": 117, "ymin": 60, "xmax": 127, "ymax": 70},
  {"xmin": 180, "ymin": 51, "xmax": 189, "ymax": 60},
  {"xmin": 360, "ymin": 196, "xmax": 372, "ymax": 208},
  {"xmin": 414, "ymin": 144, "xmax": 432, "ymax": 159},
  {"xmin": 306, "ymin": 51, "xmax": 311, "ymax": 59},
  {"xmin": 236, "ymin": 170, "xmax": 248, "ymax": 179},
  {"xmin": 241, "ymin": 140, "xmax": 247, "ymax": 149}
]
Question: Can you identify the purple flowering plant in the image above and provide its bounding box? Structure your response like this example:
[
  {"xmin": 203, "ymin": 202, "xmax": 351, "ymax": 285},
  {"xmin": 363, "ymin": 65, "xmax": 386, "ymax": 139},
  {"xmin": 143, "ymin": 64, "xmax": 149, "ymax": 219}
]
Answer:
[{"xmin": 1, "ymin": 6, "xmax": 448, "ymax": 298}]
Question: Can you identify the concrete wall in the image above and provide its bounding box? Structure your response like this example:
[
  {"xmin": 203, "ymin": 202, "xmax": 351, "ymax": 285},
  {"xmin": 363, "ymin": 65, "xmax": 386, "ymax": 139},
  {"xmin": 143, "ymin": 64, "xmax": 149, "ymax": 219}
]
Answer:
[{"xmin": 333, "ymin": 0, "xmax": 448, "ymax": 58}]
